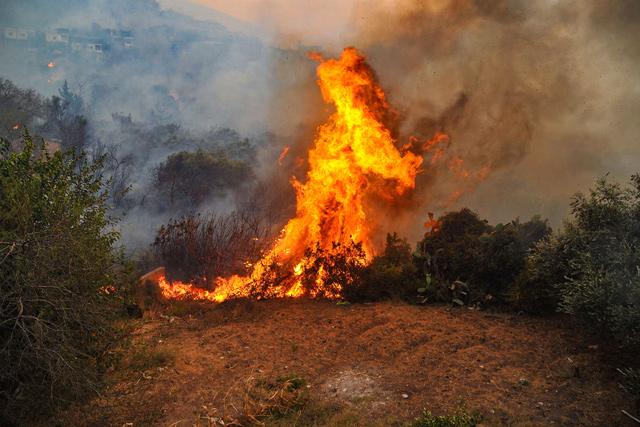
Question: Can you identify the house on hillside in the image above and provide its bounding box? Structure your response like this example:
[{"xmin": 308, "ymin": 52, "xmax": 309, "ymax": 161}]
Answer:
[
  {"xmin": 45, "ymin": 28, "xmax": 70, "ymax": 44},
  {"xmin": 4, "ymin": 27, "xmax": 33, "ymax": 41}
]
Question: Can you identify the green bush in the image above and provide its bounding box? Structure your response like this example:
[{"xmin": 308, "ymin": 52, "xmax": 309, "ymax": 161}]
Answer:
[
  {"xmin": 0, "ymin": 133, "xmax": 124, "ymax": 424},
  {"xmin": 549, "ymin": 175, "xmax": 640, "ymax": 348},
  {"xmin": 416, "ymin": 209, "xmax": 550, "ymax": 305},
  {"xmin": 509, "ymin": 225, "xmax": 581, "ymax": 313},
  {"xmin": 412, "ymin": 406, "xmax": 480, "ymax": 427},
  {"xmin": 154, "ymin": 149, "xmax": 252, "ymax": 207},
  {"xmin": 343, "ymin": 233, "xmax": 422, "ymax": 302}
]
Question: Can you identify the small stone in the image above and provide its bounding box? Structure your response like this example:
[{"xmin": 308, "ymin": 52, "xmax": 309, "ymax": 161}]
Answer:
[{"xmin": 402, "ymin": 393, "xmax": 409, "ymax": 399}]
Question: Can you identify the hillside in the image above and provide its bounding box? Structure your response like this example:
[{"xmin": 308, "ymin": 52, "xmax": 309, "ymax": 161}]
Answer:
[{"xmin": 58, "ymin": 300, "xmax": 631, "ymax": 426}]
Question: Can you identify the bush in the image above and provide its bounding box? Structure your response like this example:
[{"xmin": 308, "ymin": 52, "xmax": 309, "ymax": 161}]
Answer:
[
  {"xmin": 416, "ymin": 209, "xmax": 550, "ymax": 305},
  {"xmin": 510, "ymin": 226, "xmax": 580, "ymax": 313},
  {"xmin": 412, "ymin": 405, "xmax": 481, "ymax": 427},
  {"xmin": 546, "ymin": 175, "xmax": 640, "ymax": 348},
  {"xmin": 344, "ymin": 233, "xmax": 422, "ymax": 302},
  {"xmin": 154, "ymin": 149, "xmax": 252, "ymax": 207},
  {"xmin": 0, "ymin": 133, "xmax": 124, "ymax": 424},
  {"xmin": 302, "ymin": 241, "xmax": 367, "ymax": 299},
  {"xmin": 153, "ymin": 209, "xmax": 271, "ymax": 288}
]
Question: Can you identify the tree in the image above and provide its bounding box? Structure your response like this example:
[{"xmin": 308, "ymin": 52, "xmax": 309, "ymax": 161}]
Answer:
[{"xmin": 0, "ymin": 132, "xmax": 123, "ymax": 424}]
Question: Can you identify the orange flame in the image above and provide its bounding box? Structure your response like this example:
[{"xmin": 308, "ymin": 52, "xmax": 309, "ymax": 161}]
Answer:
[
  {"xmin": 278, "ymin": 145, "xmax": 290, "ymax": 165},
  {"xmin": 159, "ymin": 47, "xmax": 423, "ymax": 302}
]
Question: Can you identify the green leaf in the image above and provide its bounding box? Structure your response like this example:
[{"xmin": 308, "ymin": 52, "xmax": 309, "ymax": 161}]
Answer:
[{"xmin": 452, "ymin": 298, "xmax": 464, "ymax": 306}]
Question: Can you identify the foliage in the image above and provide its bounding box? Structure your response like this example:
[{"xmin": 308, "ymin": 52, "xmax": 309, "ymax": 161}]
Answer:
[
  {"xmin": 302, "ymin": 241, "xmax": 367, "ymax": 299},
  {"xmin": 154, "ymin": 149, "xmax": 253, "ymax": 207},
  {"xmin": 154, "ymin": 210, "xmax": 271, "ymax": 288},
  {"xmin": 510, "ymin": 226, "xmax": 580, "ymax": 313},
  {"xmin": 412, "ymin": 406, "xmax": 481, "ymax": 427},
  {"xmin": 538, "ymin": 175, "xmax": 640, "ymax": 348},
  {"xmin": 416, "ymin": 209, "xmax": 550, "ymax": 305},
  {"xmin": 0, "ymin": 132, "xmax": 124, "ymax": 424},
  {"xmin": 344, "ymin": 233, "xmax": 422, "ymax": 302}
]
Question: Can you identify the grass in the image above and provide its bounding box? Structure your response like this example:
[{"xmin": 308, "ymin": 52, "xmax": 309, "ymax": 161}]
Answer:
[
  {"xmin": 127, "ymin": 345, "xmax": 175, "ymax": 371},
  {"xmin": 412, "ymin": 405, "xmax": 481, "ymax": 427}
]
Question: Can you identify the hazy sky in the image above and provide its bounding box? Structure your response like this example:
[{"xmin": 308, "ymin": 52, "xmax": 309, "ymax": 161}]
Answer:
[{"xmin": 158, "ymin": 0, "xmax": 372, "ymax": 46}]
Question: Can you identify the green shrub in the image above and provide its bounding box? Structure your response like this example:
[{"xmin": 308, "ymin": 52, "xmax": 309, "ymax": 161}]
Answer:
[
  {"xmin": 0, "ymin": 133, "xmax": 124, "ymax": 424},
  {"xmin": 416, "ymin": 209, "xmax": 550, "ymax": 305},
  {"xmin": 154, "ymin": 149, "xmax": 252, "ymax": 207},
  {"xmin": 412, "ymin": 406, "xmax": 480, "ymax": 427},
  {"xmin": 509, "ymin": 225, "xmax": 580, "ymax": 313},
  {"xmin": 524, "ymin": 175, "xmax": 640, "ymax": 347},
  {"xmin": 343, "ymin": 233, "xmax": 422, "ymax": 302}
]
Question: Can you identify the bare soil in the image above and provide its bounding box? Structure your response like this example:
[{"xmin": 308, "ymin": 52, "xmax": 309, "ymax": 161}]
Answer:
[{"xmin": 60, "ymin": 300, "xmax": 634, "ymax": 426}]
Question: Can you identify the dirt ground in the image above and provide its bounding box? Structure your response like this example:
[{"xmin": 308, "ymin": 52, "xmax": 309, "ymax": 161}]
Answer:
[{"xmin": 60, "ymin": 300, "xmax": 634, "ymax": 426}]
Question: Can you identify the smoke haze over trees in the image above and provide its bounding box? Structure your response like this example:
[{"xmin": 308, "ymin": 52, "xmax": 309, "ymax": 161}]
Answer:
[{"xmin": 1, "ymin": 0, "xmax": 639, "ymax": 251}]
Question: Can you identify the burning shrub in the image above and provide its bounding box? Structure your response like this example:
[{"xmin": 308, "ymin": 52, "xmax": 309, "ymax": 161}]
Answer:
[
  {"xmin": 154, "ymin": 149, "xmax": 252, "ymax": 207},
  {"xmin": 416, "ymin": 209, "xmax": 550, "ymax": 306},
  {"xmin": 153, "ymin": 210, "xmax": 271, "ymax": 288},
  {"xmin": 301, "ymin": 241, "xmax": 367, "ymax": 299},
  {"xmin": 0, "ymin": 133, "xmax": 124, "ymax": 424}
]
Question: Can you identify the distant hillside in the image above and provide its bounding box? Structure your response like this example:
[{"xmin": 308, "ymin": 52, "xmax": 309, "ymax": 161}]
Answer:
[{"xmin": 0, "ymin": 0, "xmax": 273, "ymax": 133}]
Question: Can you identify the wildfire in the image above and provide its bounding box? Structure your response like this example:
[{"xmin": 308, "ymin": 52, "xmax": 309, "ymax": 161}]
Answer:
[{"xmin": 158, "ymin": 47, "xmax": 423, "ymax": 302}]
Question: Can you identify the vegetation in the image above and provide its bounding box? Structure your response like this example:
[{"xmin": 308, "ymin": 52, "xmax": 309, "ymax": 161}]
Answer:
[
  {"xmin": 544, "ymin": 175, "xmax": 640, "ymax": 348},
  {"xmin": 412, "ymin": 406, "xmax": 481, "ymax": 427},
  {"xmin": 344, "ymin": 233, "xmax": 421, "ymax": 302},
  {"xmin": 154, "ymin": 149, "xmax": 253, "ymax": 207},
  {"xmin": 153, "ymin": 209, "xmax": 271, "ymax": 287},
  {"xmin": 415, "ymin": 209, "xmax": 551, "ymax": 306},
  {"xmin": 0, "ymin": 133, "xmax": 126, "ymax": 424}
]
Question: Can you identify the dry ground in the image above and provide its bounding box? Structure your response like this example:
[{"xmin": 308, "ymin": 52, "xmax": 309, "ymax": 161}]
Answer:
[{"xmin": 60, "ymin": 300, "xmax": 634, "ymax": 426}]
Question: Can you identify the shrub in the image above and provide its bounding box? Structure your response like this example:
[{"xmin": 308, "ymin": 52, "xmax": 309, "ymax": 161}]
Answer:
[
  {"xmin": 510, "ymin": 227, "xmax": 579, "ymax": 313},
  {"xmin": 153, "ymin": 210, "xmax": 271, "ymax": 288},
  {"xmin": 0, "ymin": 133, "xmax": 123, "ymax": 424},
  {"xmin": 524, "ymin": 175, "xmax": 640, "ymax": 347},
  {"xmin": 416, "ymin": 209, "xmax": 550, "ymax": 305},
  {"xmin": 344, "ymin": 233, "xmax": 422, "ymax": 302},
  {"xmin": 154, "ymin": 149, "xmax": 252, "ymax": 207},
  {"xmin": 302, "ymin": 241, "xmax": 367, "ymax": 299},
  {"xmin": 412, "ymin": 406, "xmax": 481, "ymax": 427}
]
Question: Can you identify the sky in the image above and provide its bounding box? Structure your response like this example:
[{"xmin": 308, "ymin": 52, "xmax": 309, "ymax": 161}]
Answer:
[{"xmin": 157, "ymin": 0, "xmax": 363, "ymax": 46}]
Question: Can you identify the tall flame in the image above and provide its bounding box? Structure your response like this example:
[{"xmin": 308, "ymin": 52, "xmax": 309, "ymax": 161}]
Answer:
[{"xmin": 158, "ymin": 47, "xmax": 423, "ymax": 301}]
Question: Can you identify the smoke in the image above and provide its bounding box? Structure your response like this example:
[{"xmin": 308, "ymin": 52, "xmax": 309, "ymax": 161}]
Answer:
[
  {"xmin": 339, "ymin": 0, "xmax": 640, "ymax": 239},
  {"xmin": 2, "ymin": 0, "xmax": 639, "ymax": 252},
  {"xmin": 247, "ymin": 0, "xmax": 640, "ymax": 247}
]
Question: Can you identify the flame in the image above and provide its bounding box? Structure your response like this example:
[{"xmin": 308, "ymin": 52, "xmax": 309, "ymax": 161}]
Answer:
[
  {"xmin": 47, "ymin": 61, "xmax": 56, "ymax": 68},
  {"xmin": 278, "ymin": 145, "xmax": 290, "ymax": 165},
  {"xmin": 159, "ymin": 47, "xmax": 423, "ymax": 302}
]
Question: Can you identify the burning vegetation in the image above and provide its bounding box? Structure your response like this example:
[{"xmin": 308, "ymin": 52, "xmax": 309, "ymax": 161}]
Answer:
[{"xmin": 156, "ymin": 48, "xmax": 426, "ymax": 302}]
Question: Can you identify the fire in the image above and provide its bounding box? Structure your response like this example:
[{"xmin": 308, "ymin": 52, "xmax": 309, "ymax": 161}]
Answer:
[
  {"xmin": 278, "ymin": 145, "xmax": 290, "ymax": 165},
  {"xmin": 47, "ymin": 61, "xmax": 56, "ymax": 68},
  {"xmin": 158, "ymin": 47, "xmax": 423, "ymax": 302}
]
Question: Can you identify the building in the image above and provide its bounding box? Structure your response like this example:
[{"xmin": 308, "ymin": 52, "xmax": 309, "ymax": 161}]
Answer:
[
  {"xmin": 4, "ymin": 27, "xmax": 32, "ymax": 40},
  {"xmin": 45, "ymin": 28, "xmax": 70, "ymax": 44}
]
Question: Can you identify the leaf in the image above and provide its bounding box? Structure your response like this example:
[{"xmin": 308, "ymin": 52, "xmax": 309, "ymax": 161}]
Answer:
[
  {"xmin": 452, "ymin": 298, "xmax": 464, "ymax": 306},
  {"xmin": 336, "ymin": 301, "xmax": 351, "ymax": 306},
  {"xmin": 417, "ymin": 287, "xmax": 427, "ymax": 294}
]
